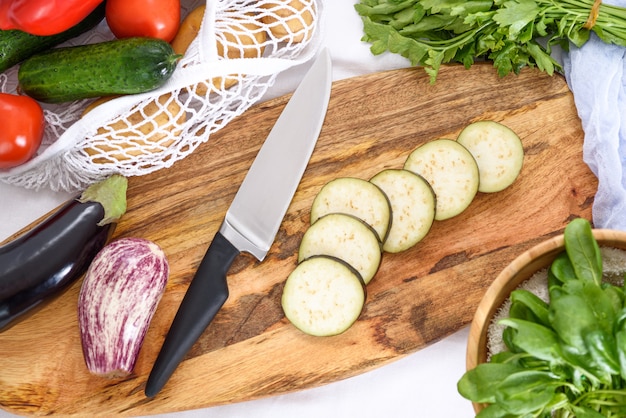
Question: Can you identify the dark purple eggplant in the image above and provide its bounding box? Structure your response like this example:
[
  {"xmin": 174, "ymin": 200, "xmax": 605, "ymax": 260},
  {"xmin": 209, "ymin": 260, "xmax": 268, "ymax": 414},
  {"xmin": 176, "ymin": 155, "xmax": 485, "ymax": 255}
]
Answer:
[{"xmin": 0, "ymin": 175, "xmax": 127, "ymax": 331}]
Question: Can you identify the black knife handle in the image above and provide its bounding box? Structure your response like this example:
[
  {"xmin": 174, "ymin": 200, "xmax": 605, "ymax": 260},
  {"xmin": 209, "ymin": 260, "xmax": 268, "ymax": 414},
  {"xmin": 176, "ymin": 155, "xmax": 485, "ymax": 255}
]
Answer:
[{"xmin": 145, "ymin": 231, "xmax": 239, "ymax": 397}]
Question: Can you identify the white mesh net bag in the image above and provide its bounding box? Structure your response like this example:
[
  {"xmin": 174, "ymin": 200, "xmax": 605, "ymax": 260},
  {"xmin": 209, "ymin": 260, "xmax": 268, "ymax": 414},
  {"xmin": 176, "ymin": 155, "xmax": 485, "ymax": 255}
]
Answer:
[{"xmin": 0, "ymin": 0, "xmax": 323, "ymax": 192}]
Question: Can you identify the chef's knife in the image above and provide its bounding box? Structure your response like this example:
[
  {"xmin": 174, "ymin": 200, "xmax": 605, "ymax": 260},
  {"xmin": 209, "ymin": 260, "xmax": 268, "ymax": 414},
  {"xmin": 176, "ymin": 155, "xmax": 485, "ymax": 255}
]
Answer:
[{"xmin": 145, "ymin": 49, "xmax": 332, "ymax": 397}]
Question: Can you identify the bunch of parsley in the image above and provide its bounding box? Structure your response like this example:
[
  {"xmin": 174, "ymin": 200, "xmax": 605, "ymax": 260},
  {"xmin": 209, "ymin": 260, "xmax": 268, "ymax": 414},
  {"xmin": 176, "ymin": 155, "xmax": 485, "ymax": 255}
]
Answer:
[{"xmin": 355, "ymin": 0, "xmax": 626, "ymax": 82}]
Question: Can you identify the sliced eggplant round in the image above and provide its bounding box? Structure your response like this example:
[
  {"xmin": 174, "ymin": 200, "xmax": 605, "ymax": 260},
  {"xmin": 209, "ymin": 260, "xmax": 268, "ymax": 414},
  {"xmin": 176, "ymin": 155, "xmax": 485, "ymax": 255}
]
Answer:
[
  {"xmin": 370, "ymin": 169, "xmax": 436, "ymax": 253},
  {"xmin": 404, "ymin": 138, "xmax": 479, "ymax": 221},
  {"xmin": 282, "ymin": 255, "xmax": 365, "ymax": 337},
  {"xmin": 310, "ymin": 177, "xmax": 392, "ymax": 242},
  {"xmin": 298, "ymin": 213, "xmax": 382, "ymax": 285},
  {"xmin": 456, "ymin": 120, "xmax": 524, "ymax": 193}
]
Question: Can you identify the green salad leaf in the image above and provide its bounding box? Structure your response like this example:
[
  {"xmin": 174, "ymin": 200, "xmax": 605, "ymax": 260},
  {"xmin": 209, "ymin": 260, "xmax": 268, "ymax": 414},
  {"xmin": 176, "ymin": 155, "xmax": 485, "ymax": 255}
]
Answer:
[
  {"xmin": 458, "ymin": 219, "xmax": 626, "ymax": 416},
  {"xmin": 355, "ymin": 0, "xmax": 626, "ymax": 82}
]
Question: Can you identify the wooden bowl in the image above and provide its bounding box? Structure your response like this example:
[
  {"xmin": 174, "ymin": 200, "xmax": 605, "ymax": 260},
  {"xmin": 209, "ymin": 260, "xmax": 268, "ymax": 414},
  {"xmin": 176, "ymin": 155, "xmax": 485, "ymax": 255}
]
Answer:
[{"xmin": 465, "ymin": 228, "xmax": 626, "ymax": 412}]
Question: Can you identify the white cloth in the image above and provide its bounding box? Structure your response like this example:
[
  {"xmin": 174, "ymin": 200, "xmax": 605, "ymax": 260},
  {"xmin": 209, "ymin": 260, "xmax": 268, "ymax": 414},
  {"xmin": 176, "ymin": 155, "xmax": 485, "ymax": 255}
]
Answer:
[{"xmin": 562, "ymin": 0, "xmax": 626, "ymax": 231}]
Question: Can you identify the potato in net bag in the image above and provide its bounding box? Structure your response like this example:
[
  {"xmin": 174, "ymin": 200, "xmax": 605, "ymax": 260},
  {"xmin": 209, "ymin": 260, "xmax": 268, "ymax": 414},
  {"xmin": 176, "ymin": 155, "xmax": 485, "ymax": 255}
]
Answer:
[{"xmin": 0, "ymin": 0, "xmax": 323, "ymax": 192}]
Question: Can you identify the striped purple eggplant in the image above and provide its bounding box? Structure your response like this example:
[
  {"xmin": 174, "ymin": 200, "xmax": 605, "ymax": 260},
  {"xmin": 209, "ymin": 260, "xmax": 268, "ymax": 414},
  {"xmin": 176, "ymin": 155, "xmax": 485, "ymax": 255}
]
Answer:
[{"xmin": 78, "ymin": 237, "xmax": 169, "ymax": 378}]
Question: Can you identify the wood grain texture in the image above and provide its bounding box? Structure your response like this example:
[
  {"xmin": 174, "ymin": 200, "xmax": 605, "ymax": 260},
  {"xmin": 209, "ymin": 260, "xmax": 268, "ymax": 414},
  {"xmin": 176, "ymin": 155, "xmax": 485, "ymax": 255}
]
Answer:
[{"xmin": 0, "ymin": 63, "xmax": 597, "ymax": 416}]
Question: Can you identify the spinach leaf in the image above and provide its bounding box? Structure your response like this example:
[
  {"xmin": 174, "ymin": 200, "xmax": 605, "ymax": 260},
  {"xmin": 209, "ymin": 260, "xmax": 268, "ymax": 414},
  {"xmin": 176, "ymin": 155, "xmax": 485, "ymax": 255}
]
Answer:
[
  {"xmin": 457, "ymin": 217, "xmax": 626, "ymax": 414},
  {"xmin": 584, "ymin": 329, "xmax": 620, "ymax": 376},
  {"xmin": 614, "ymin": 318, "xmax": 626, "ymax": 380},
  {"xmin": 494, "ymin": 370, "xmax": 561, "ymax": 415},
  {"xmin": 508, "ymin": 299, "xmax": 539, "ymax": 323},
  {"xmin": 501, "ymin": 325, "xmax": 519, "ymax": 353},
  {"xmin": 457, "ymin": 362, "xmax": 522, "ymax": 403},
  {"xmin": 549, "ymin": 292, "xmax": 597, "ymax": 354},
  {"xmin": 615, "ymin": 307, "xmax": 626, "ymax": 332},
  {"xmin": 560, "ymin": 343, "xmax": 612, "ymax": 388},
  {"xmin": 564, "ymin": 218, "xmax": 603, "ymax": 286},
  {"xmin": 603, "ymin": 284, "xmax": 624, "ymax": 316},
  {"xmin": 548, "ymin": 271, "xmax": 618, "ymax": 386},
  {"xmin": 499, "ymin": 318, "xmax": 563, "ymax": 363},
  {"xmin": 550, "ymin": 251, "xmax": 577, "ymax": 284},
  {"xmin": 489, "ymin": 351, "xmax": 519, "ymax": 364},
  {"xmin": 510, "ymin": 288, "xmax": 550, "ymax": 326},
  {"xmin": 558, "ymin": 279, "xmax": 618, "ymax": 337}
]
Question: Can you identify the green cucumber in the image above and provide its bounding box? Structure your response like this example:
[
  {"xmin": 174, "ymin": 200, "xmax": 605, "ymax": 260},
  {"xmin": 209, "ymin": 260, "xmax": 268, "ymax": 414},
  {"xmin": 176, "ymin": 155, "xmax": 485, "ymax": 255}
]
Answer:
[
  {"xmin": 0, "ymin": 2, "xmax": 106, "ymax": 73},
  {"xmin": 18, "ymin": 37, "xmax": 180, "ymax": 103}
]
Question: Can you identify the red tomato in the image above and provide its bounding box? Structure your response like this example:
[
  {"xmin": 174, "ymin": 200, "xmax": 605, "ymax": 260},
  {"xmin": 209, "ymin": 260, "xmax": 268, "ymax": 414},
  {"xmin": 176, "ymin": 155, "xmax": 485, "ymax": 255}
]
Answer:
[
  {"xmin": 0, "ymin": 93, "xmax": 45, "ymax": 169},
  {"xmin": 105, "ymin": 0, "xmax": 181, "ymax": 42},
  {"xmin": 0, "ymin": 0, "xmax": 104, "ymax": 36}
]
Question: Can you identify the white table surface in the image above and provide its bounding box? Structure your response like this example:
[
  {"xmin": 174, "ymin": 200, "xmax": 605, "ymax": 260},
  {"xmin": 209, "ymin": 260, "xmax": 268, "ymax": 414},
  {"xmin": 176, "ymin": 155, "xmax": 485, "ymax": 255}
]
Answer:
[{"xmin": 0, "ymin": 2, "xmax": 477, "ymax": 416}]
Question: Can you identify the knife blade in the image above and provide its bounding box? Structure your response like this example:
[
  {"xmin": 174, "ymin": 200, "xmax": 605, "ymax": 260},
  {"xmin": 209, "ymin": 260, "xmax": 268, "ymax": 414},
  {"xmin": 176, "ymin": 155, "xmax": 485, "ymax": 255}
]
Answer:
[{"xmin": 145, "ymin": 49, "xmax": 332, "ymax": 397}]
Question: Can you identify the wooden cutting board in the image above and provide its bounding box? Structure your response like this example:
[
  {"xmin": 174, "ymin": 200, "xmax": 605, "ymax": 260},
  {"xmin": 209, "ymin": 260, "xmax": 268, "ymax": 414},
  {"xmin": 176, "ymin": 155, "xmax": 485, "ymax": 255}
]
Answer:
[{"xmin": 0, "ymin": 63, "xmax": 597, "ymax": 416}]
